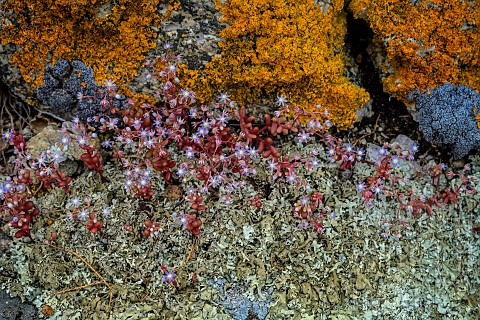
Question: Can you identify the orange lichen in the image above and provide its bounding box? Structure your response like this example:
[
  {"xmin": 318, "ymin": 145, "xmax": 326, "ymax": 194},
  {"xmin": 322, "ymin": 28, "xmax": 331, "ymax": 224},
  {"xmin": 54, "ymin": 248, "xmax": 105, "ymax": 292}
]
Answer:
[
  {"xmin": 180, "ymin": 0, "xmax": 369, "ymax": 129},
  {"xmin": 476, "ymin": 108, "xmax": 480, "ymax": 130},
  {"xmin": 349, "ymin": 0, "xmax": 479, "ymax": 105},
  {"xmin": 0, "ymin": 0, "xmax": 177, "ymax": 92}
]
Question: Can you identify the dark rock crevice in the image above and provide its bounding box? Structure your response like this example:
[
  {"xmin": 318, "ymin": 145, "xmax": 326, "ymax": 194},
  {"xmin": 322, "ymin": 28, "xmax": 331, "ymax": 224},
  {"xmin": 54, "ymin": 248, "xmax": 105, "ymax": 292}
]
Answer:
[
  {"xmin": 343, "ymin": 10, "xmax": 453, "ymax": 163},
  {"xmin": 344, "ymin": 12, "xmax": 414, "ymax": 132}
]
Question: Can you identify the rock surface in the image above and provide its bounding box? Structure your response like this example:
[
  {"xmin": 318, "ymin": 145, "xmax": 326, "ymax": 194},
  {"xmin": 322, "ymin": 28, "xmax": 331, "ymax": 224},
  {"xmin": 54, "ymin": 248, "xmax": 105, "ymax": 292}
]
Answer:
[
  {"xmin": 0, "ymin": 0, "xmax": 224, "ymax": 119},
  {"xmin": 0, "ymin": 289, "xmax": 38, "ymax": 320}
]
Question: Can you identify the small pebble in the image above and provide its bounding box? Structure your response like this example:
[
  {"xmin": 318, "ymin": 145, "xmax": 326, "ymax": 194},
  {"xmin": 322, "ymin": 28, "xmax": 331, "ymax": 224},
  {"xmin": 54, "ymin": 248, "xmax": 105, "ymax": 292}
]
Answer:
[{"xmin": 451, "ymin": 159, "xmax": 465, "ymax": 168}]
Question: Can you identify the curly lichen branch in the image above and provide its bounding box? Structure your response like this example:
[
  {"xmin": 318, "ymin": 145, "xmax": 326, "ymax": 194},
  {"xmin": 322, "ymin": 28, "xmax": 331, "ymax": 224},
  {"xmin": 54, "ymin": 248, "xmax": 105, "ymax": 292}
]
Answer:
[{"xmin": 43, "ymin": 242, "xmax": 113, "ymax": 320}]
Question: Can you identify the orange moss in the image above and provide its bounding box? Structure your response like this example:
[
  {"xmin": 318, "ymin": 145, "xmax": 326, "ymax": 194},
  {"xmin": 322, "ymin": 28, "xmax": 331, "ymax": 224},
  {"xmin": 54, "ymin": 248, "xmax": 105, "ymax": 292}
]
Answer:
[
  {"xmin": 349, "ymin": 0, "xmax": 479, "ymax": 104},
  {"xmin": 180, "ymin": 0, "xmax": 369, "ymax": 129},
  {"xmin": 0, "ymin": 0, "xmax": 177, "ymax": 93}
]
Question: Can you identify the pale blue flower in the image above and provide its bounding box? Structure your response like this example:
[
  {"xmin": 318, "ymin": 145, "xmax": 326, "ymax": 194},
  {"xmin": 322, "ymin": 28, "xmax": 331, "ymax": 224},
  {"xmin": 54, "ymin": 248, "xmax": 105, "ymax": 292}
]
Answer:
[
  {"xmin": 285, "ymin": 173, "xmax": 298, "ymax": 184},
  {"xmin": 390, "ymin": 156, "xmax": 402, "ymax": 167},
  {"xmin": 377, "ymin": 146, "xmax": 388, "ymax": 157},
  {"xmin": 162, "ymin": 270, "xmax": 176, "ymax": 283},
  {"xmin": 276, "ymin": 95, "xmax": 287, "ymax": 107},
  {"xmin": 70, "ymin": 197, "xmax": 82, "ymax": 208},
  {"xmin": 356, "ymin": 182, "xmax": 366, "ymax": 192},
  {"xmin": 78, "ymin": 209, "xmax": 89, "ymax": 220},
  {"xmin": 409, "ymin": 143, "xmax": 419, "ymax": 154},
  {"xmin": 298, "ymin": 131, "xmax": 310, "ymax": 143},
  {"xmin": 185, "ymin": 147, "xmax": 195, "ymax": 159},
  {"xmin": 218, "ymin": 93, "xmax": 230, "ymax": 104}
]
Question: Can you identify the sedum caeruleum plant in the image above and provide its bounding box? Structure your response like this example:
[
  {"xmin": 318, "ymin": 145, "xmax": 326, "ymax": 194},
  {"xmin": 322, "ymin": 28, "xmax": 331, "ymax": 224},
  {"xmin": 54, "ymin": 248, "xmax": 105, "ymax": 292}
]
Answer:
[
  {"xmin": 1, "ymin": 48, "xmax": 477, "ymax": 245},
  {"xmin": 0, "ymin": 49, "xmax": 478, "ymax": 317}
]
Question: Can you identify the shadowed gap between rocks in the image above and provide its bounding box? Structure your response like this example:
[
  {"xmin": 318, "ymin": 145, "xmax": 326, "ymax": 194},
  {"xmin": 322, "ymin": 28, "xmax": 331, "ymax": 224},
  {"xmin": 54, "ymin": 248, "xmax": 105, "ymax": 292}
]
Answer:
[{"xmin": 343, "ymin": 10, "xmax": 453, "ymax": 163}]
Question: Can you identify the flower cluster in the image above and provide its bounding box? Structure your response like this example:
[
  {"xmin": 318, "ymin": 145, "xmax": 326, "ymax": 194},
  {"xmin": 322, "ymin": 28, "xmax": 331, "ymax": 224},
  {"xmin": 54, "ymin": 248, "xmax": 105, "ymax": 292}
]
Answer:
[
  {"xmin": 1, "ymin": 49, "xmax": 477, "ymax": 247},
  {"xmin": 293, "ymin": 192, "xmax": 334, "ymax": 233},
  {"xmin": 352, "ymin": 143, "xmax": 477, "ymax": 238},
  {"xmin": 143, "ymin": 220, "xmax": 162, "ymax": 238},
  {"xmin": 79, "ymin": 51, "xmax": 333, "ymax": 211},
  {"xmin": 0, "ymin": 132, "xmax": 46, "ymax": 239},
  {"xmin": 65, "ymin": 197, "xmax": 109, "ymax": 234}
]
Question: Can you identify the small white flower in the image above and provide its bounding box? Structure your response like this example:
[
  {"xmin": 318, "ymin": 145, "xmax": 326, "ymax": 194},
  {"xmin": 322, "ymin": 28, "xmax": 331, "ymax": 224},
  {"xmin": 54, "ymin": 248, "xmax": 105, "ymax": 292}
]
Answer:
[
  {"xmin": 276, "ymin": 95, "xmax": 287, "ymax": 107},
  {"xmin": 78, "ymin": 209, "xmax": 89, "ymax": 220},
  {"xmin": 70, "ymin": 197, "xmax": 82, "ymax": 208}
]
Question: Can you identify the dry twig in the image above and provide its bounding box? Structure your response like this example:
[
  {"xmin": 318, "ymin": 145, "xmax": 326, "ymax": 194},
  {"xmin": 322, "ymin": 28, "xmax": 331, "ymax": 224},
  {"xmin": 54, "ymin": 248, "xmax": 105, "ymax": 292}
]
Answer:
[
  {"xmin": 177, "ymin": 236, "xmax": 197, "ymax": 271},
  {"xmin": 353, "ymin": 114, "xmax": 380, "ymax": 146},
  {"xmin": 44, "ymin": 242, "xmax": 113, "ymax": 320}
]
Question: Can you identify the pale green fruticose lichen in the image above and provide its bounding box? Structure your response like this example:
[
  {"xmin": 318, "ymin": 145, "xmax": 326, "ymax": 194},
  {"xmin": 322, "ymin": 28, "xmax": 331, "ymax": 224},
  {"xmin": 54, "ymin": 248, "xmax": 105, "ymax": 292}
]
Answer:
[{"xmin": 0, "ymin": 127, "xmax": 479, "ymax": 319}]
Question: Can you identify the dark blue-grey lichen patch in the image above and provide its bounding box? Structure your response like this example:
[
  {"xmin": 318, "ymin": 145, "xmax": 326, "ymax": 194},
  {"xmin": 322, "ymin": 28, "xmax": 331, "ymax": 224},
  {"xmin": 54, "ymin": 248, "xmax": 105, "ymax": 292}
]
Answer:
[
  {"xmin": 0, "ymin": 289, "xmax": 37, "ymax": 320},
  {"xmin": 409, "ymin": 83, "xmax": 480, "ymax": 159},
  {"xmin": 36, "ymin": 60, "xmax": 129, "ymax": 122},
  {"xmin": 208, "ymin": 277, "xmax": 273, "ymax": 320},
  {"xmin": 36, "ymin": 59, "xmax": 100, "ymax": 121},
  {"xmin": 49, "ymin": 59, "xmax": 72, "ymax": 79}
]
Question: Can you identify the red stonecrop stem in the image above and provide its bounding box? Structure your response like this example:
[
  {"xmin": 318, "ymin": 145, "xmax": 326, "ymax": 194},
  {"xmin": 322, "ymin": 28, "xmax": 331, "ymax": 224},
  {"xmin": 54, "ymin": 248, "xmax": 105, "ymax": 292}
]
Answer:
[
  {"xmin": 86, "ymin": 213, "xmax": 103, "ymax": 235},
  {"xmin": 80, "ymin": 145, "xmax": 104, "ymax": 176},
  {"xmin": 9, "ymin": 200, "xmax": 40, "ymax": 240}
]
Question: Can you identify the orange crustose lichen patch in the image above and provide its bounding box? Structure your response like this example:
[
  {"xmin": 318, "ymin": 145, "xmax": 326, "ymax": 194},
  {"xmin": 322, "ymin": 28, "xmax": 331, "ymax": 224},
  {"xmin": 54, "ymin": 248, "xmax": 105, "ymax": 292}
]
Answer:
[
  {"xmin": 0, "ymin": 0, "xmax": 176, "ymax": 92},
  {"xmin": 349, "ymin": 0, "xmax": 479, "ymax": 105},
  {"xmin": 476, "ymin": 109, "xmax": 480, "ymax": 129},
  {"xmin": 180, "ymin": 0, "xmax": 369, "ymax": 130}
]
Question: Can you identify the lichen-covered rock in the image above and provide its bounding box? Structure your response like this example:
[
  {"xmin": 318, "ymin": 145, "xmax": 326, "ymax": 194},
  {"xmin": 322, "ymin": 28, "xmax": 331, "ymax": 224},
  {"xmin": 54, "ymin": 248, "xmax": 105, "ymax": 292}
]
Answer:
[
  {"xmin": 0, "ymin": 0, "xmax": 168, "ymax": 88},
  {"xmin": 1, "ymin": 0, "xmax": 369, "ymax": 129},
  {"xmin": 208, "ymin": 277, "xmax": 273, "ymax": 320},
  {"xmin": 0, "ymin": 0, "xmax": 225, "ymax": 115},
  {"xmin": 410, "ymin": 84, "xmax": 480, "ymax": 159},
  {"xmin": 26, "ymin": 125, "xmax": 85, "ymax": 160},
  {"xmin": 1, "ymin": 132, "xmax": 480, "ymax": 318},
  {"xmin": 180, "ymin": 0, "xmax": 370, "ymax": 129},
  {"xmin": 349, "ymin": 0, "xmax": 479, "ymax": 105},
  {"xmin": 36, "ymin": 60, "xmax": 132, "ymax": 121}
]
